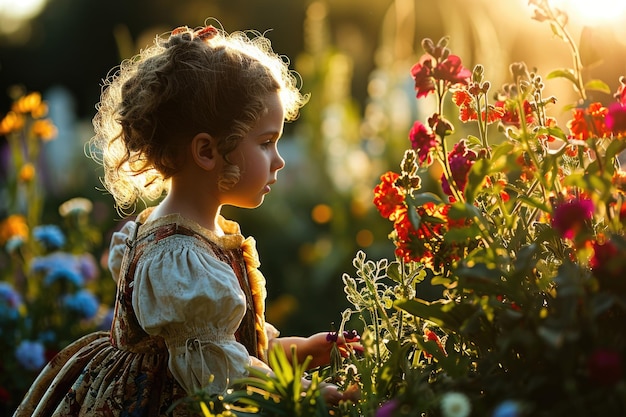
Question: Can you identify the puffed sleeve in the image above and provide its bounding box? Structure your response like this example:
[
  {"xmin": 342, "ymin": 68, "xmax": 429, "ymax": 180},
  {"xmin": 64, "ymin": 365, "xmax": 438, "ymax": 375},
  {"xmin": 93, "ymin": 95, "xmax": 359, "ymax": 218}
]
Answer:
[
  {"xmin": 108, "ymin": 221, "xmax": 136, "ymax": 283},
  {"xmin": 132, "ymin": 235, "xmax": 252, "ymax": 395}
]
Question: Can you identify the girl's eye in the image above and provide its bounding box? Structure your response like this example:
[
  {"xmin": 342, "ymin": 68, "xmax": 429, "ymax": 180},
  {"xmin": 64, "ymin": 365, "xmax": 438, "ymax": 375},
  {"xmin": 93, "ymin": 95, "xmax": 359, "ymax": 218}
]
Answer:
[{"xmin": 261, "ymin": 141, "xmax": 274, "ymax": 149}]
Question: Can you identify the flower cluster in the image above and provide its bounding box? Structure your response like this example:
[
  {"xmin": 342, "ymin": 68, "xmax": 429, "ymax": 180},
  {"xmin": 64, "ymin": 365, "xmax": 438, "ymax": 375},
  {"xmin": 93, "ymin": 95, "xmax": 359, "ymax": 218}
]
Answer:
[
  {"xmin": 0, "ymin": 92, "xmax": 110, "ymax": 413},
  {"xmin": 345, "ymin": 1, "xmax": 626, "ymax": 416}
]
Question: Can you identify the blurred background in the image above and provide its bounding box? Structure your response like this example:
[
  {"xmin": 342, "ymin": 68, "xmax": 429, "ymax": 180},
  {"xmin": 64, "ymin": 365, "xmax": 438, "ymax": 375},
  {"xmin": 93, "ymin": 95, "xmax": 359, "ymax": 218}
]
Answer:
[{"xmin": 2, "ymin": 0, "xmax": 626, "ymax": 336}]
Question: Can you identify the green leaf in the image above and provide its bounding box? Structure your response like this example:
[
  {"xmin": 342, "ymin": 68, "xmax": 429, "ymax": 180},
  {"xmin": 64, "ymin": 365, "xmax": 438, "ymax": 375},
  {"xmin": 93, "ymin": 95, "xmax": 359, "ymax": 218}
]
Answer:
[
  {"xmin": 395, "ymin": 298, "xmax": 477, "ymax": 330},
  {"xmin": 546, "ymin": 68, "xmax": 578, "ymax": 85},
  {"xmin": 465, "ymin": 158, "xmax": 489, "ymax": 202},
  {"xmin": 584, "ymin": 79, "xmax": 611, "ymax": 94},
  {"xmin": 409, "ymin": 191, "xmax": 445, "ymax": 207}
]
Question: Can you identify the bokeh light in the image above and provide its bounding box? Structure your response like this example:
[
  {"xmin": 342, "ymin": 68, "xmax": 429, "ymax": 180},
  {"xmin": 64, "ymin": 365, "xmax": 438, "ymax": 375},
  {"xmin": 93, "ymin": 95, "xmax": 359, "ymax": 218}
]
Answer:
[
  {"xmin": 550, "ymin": 0, "xmax": 626, "ymax": 24},
  {"xmin": 0, "ymin": 0, "xmax": 47, "ymax": 36}
]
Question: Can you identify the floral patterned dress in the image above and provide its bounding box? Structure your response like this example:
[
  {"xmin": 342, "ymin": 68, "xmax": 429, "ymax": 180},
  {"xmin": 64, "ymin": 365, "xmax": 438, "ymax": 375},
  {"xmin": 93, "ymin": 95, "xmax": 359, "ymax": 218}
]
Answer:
[{"xmin": 13, "ymin": 209, "xmax": 275, "ymax": 416}]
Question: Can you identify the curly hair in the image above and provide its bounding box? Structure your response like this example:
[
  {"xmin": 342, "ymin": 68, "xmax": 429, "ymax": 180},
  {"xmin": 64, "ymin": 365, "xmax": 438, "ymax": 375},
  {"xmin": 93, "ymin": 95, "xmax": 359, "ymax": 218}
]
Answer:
[{"xmin": 89, "ymin": 22, "xmax": 307, "ymax": 212}]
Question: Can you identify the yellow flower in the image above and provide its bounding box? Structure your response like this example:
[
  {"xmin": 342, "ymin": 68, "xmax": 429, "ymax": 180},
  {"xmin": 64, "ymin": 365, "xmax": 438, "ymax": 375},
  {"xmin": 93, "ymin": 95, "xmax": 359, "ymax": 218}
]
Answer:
[
  {"xmin": 0, "ymin": 214, "xmax": 29, "ymax": 246},
  {"xmin": 0, "ymin": 111, "xmax": 25, "ymax": 135},
  {"xmin": 18, "ymin": 163, "xmax": 36, "ymax": 182},
  {"xmin": 12, "ymin": 92, "xmax": 42, "ymax": 115},
  {"xmin": 31, "ymin": 119, "xmax": 57, "ymax": 141}
]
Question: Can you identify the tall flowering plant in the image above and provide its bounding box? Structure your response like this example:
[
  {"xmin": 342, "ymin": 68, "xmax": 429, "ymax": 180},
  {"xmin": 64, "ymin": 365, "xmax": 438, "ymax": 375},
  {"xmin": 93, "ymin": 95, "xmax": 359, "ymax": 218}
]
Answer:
[
  {"xmin": 339, "ymin": 1, "xmax": 626, "ymax": 416},
  {"xmin": 0, "ymin": 91, "xmax": 110, "ymax": 414},
  {"xmin": 184, "ymin": 2, "xmax": 626, "ymax": 416}
]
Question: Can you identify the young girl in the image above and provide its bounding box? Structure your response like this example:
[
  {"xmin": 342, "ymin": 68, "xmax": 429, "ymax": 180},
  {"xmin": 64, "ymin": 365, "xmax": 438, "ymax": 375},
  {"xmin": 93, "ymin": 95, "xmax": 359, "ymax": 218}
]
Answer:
[{"xmin": 13, "ymin": 22, "xmax": 359, "ymax": 416}]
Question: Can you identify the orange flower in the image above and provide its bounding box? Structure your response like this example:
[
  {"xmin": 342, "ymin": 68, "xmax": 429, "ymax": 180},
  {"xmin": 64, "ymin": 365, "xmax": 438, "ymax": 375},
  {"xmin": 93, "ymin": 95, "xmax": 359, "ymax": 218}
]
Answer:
[
  {"xmin": 19, "ymin": 163, "xmax": 36, "ymax": 182},
  {"xmin": 31, "ymin": 119, "xmax": 57, "ymax": 141},
  {"xmin": 373, "ymin": 172, "xmax": 404, "ymax": 219},
  {"xmin": 567, "ymin": 102, "xmax": 609, "ymax": 140},
  {"xmin": 0, "ymin": 215, "xmax": 29, "ymax": 246},
  {"xmin": 12, "ymin": 92, "xmax": 43, "ymax": 115},
  {"xmin": 0, "ymin": 111, "xmax": 25, "ymax": 135}
]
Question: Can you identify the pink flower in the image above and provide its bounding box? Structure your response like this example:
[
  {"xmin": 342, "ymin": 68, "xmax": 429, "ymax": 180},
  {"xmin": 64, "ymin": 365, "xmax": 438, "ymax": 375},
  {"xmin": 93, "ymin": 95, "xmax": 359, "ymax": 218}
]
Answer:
[
  {"xmin": 605, "ymin": 102, "xmax": 626, "ymax": 136},
  {"xmin": 551, "ymin": 198, "xmax": 594, "ymax": 240},
  {"xmin": 409, "ymin": 121, "xmax": 437, "ymax": 164},
  {"xmin": 587, "ymin": 348, "xmax": 623, "ymax": 386}
]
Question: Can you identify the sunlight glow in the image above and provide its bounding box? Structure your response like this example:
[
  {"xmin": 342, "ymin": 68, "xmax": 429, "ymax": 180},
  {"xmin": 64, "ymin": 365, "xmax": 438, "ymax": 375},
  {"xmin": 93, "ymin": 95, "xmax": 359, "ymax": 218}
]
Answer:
[
  {"xmin": 551, "ymin": 0, "xmax": 626, "ymax": 24},
  {"xmin": 0, "ymin": 0, "xmax": 47, "ymax": 35}
]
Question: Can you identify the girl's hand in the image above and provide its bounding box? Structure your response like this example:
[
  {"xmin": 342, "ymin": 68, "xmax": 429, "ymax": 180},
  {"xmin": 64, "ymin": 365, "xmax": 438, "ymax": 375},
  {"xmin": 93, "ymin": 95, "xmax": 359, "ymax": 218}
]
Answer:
[
  {"xmin": 301, "ymin": 330, "xmax": 363, "ymax": 369},
  {"xmin": 270, "ymin": 330, "xmax": 363, "ymax": 370},
  {"xmin": 318, "ymin": 382, "xmax": 361, "ymax": 406}
]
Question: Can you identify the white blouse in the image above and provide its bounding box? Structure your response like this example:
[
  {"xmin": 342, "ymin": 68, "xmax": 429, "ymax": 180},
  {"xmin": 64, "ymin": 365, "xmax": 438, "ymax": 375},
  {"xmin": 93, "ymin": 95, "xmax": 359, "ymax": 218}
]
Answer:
[{"xmin": 108, "ymin": 211, "xmax": 278, "ymax": 395}]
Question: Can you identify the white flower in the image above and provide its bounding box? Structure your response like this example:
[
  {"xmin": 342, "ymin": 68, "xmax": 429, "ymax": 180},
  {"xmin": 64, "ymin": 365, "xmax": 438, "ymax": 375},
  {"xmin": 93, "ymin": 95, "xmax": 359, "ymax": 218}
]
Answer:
[
  {"xmin": 440, "ymin": 392, "xmax": 471, "ymax": 417},
  {"xmin": 58, "ymin": 197, "xmax": 93, "ymax": 217}
]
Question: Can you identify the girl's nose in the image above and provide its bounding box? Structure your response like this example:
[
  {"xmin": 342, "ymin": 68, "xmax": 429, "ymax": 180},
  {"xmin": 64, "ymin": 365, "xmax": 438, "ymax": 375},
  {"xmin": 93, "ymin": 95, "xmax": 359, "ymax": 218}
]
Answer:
[{"xmin": 273, "ymin": 150, "xmax": 285, "ymax": 171}]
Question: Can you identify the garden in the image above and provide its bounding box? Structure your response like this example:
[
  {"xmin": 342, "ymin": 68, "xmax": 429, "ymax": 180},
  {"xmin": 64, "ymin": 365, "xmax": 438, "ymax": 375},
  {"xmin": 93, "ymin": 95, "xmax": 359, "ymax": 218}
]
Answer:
[{"xmin": 2, "ymin": 0, "xmax": 626, "ymax": 416}]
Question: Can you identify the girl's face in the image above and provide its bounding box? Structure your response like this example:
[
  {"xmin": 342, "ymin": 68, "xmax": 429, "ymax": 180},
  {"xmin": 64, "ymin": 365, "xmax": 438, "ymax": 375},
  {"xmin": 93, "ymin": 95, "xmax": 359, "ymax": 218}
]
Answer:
[{"xmin": 221, "ymin": 92, "xmax": 286, "ymax": 208}]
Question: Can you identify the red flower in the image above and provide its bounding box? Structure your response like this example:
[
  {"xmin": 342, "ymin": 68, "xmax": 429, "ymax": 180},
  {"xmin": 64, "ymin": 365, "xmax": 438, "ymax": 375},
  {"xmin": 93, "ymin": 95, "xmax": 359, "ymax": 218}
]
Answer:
[
  {"xmin": 0, "ymin": 386, "xmax": 10, "ymax": 404},
  {"xmin": 409, "ymin": 121, "xmax": 437, "ymax": 164},
  {"xmin": 373, "ymin": 172, "xmax": 404, "ymax": 219},
  {"xmin": 423, "ymin": 328, "xmax": 447, "ymax": 358},
  {"xmin": 590, "ymin": 239, "xmax": 626, "ymax": 292},
  {"xmin": 411, "ymin": 54, "xmax": 471, "ymax": 99},
  {"xmin": 587, "ymin": 348, "xmax": 623, "ymax": 386},
  {"xmin": 551, "ymin": 198, "xmax": 594, "ymax": 240},
  {"xmin": 411, "ymin": 55, "xmax": 436, "ymax": 99},
  {"xmin": 606, "ymin": 102, "xmax": 626, "ymax": 136},
  {"xmin": 433, "ymin": 55, "xmax": 471, "ymax": 85}
]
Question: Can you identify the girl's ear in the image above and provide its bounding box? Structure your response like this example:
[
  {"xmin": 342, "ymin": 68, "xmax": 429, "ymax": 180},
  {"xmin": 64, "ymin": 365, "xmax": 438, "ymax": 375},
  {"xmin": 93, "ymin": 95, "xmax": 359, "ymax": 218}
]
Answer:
[{"xmin": 191, "ymin": 133, "xmax": 219, "ymax": 171}]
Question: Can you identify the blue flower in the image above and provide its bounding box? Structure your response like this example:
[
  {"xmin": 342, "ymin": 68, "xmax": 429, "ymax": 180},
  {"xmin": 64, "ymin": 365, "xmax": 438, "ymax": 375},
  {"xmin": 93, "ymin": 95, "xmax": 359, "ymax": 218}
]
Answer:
[
  {"xmin": 492, "ymin": 400, "xmax": 522, "ymax": 417},
  {"xmin": 0, "ymin": 282, "xmax": 22, "ymax": 322},
  {"xmin": 33, "ymin": 224, "xmax": 66, "ymax": 250},
  {"xmin": 44, "ymin": 267, "xmax": 83, "ymax": 288},
  {"xmin": 37, "ymin": 330, "xmax": 57, "ymax": 344},
  {"xmin": 63, "ymin": 290, "xmax": 99, "ymax": 319},
  {"xmin": 0, "ymin": 282, "xmax": 22, "ymax": 308},
  {"xmin": 15, "ymin": 340, "xmax": 46, "ymax": 371}
]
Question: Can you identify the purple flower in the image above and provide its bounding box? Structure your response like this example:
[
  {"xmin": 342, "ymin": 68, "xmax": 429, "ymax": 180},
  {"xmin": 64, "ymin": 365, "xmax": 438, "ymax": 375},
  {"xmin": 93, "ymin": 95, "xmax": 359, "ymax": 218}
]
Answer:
[
  {"xmin": 99, "ymin": 307, "xmax": 115, "ymax": 331},
  {"xmin": 77, "ymin": 254, "xmax": 100, "ymax": 283},
  {"xmin": 15, "ymin": 340, "xmax": 46, "ymax": 371},
  {"xmin": 375, "ymin": 399, "xmax": 399, "ymax": 417},
  {"xmin": 63, "ymin": 290, "xmax": 99, "ymax": 319},
  {"xmin": 33, "ymin": 225, "xmax": 66, "ymax": 250}
]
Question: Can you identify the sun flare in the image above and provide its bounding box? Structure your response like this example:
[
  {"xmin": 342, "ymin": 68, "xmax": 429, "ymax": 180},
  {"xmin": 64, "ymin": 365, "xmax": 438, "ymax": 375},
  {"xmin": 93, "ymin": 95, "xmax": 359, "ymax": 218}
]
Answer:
[{"xmin": 550, "ymin": 0, "xmax": 626, "ymax": 23}]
